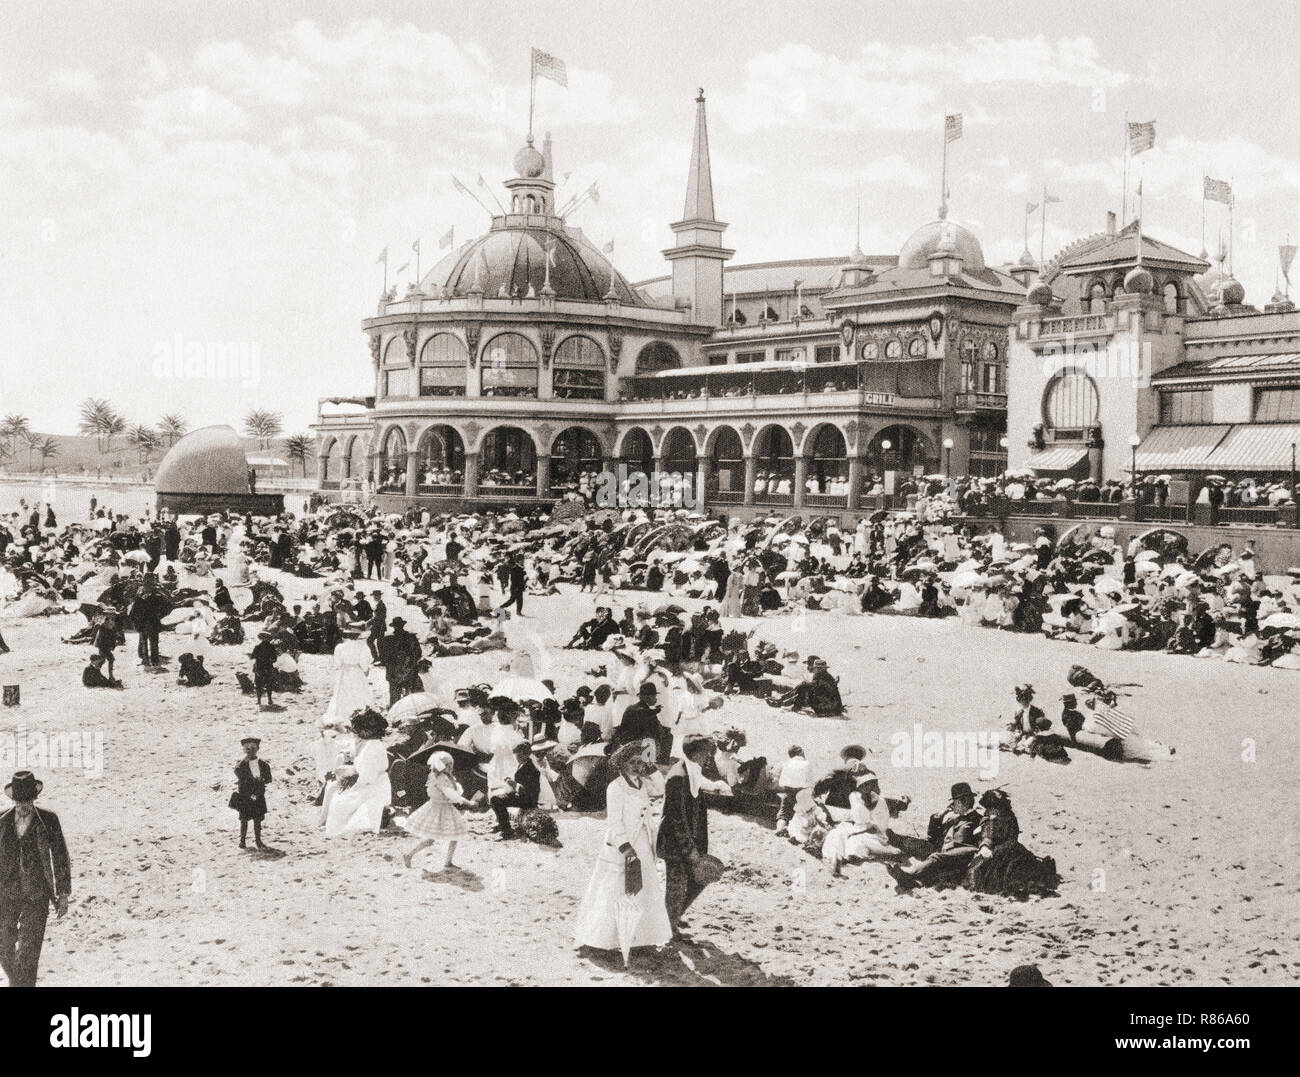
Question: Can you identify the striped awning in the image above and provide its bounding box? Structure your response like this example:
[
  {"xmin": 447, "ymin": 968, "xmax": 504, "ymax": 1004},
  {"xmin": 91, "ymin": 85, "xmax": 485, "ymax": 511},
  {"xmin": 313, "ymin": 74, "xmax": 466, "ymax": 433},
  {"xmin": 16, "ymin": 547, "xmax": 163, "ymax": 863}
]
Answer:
[
  {"xmin": 1025, "ymin": 445, "xmax": 1088, "ymax": 472},
  {"xmin": 1204, "ymin": 423, "xmax": 1300, "ymax": 471},
  {"xmin": 1134, "ymin": 425, "xmax": 1229, "ymax": 470}
]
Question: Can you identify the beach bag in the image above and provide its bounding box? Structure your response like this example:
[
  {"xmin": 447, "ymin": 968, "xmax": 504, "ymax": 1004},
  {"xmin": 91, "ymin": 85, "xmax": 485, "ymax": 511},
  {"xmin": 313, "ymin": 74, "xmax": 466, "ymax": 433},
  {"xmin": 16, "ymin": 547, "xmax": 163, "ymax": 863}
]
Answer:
[{"xmin": 624, "ymin": 853, "xmax": 643, "ymax": 896}]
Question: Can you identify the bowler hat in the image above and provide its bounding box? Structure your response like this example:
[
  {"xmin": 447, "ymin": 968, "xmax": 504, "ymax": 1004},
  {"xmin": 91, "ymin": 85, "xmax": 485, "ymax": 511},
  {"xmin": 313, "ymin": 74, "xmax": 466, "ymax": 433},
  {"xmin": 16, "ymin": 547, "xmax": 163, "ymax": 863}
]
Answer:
[
  {"xmin": 241, "ymin": 736, "xmax": 261, "ymax": 747},
  {"xmin": 5, "ymin": 771, "xmax": 43, "ymax": 801},
  {"xmin": 390, "ymin": 617, "xmax": 406, "ymax": 628},
  {"xmin": 1008, "ymin": 964, "xmax": 1052, "ymax": 987},
  {"xmin": 950, "ymin": 781, "xmax": 975, "ymax": 801},
  {"xmin": 638, "ymin": 681, "xmax": 657, "ymax": 696}
]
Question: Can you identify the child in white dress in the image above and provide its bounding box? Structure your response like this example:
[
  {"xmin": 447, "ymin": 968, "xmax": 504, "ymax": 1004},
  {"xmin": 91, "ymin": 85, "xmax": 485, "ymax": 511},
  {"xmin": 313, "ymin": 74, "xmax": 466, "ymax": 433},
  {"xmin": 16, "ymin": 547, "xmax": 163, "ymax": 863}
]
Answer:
[{"xmin": 401, "ymin": 752, "xmax": 470, "ymax": 873}]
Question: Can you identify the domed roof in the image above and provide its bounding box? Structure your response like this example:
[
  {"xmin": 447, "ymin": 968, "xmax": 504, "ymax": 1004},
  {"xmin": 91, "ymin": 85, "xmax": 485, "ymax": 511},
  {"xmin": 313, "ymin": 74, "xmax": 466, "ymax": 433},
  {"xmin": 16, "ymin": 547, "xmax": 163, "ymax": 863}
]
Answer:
[
  {"xmin": 898, "ymin": 219, "xmax": 985, "ymax": 272},
  {"xmin": 1123, "ymin": 265, "xmax": 1154, "ymax": 294},
  {"xmin": 155, "ymin": 425, "xmax": 250, "ymax": 495},
  {"xmin": 424, "ymin": 222, "xmax": 648, "ymax": 306},
  {"xmin": 1219, "ymin": 278, "xmax": 1245, "ymax": 305},
  {"xmin": 1027, "ymin": 281, "xmax": 1055, "ymax": 305},
  {"xmin": 513, "ymin": 138, "xmax": 545, "ymax": 179}
]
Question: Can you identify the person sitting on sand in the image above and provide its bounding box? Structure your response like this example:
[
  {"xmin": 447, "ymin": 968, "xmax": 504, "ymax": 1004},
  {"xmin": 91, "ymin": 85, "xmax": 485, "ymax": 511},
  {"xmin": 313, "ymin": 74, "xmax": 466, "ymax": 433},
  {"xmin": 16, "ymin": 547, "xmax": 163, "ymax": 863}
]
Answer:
[
  {"xmin": 822, "ymin": 769, "xmax": 903, "ymax": 878},
  {"xmin": 887, "ymin": 782, "xmax": 982, "ymax": 891},
  {"xmin": 81, "ymin": 653, "xmax": 122, "ymax": 689}
]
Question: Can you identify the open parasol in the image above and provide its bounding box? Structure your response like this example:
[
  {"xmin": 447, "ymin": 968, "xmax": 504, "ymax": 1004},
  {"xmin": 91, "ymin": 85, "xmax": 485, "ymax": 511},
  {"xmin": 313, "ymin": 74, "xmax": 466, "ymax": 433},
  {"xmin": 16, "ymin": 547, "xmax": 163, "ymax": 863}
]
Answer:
[{"xmin": 387, "ymin": 692, "xmax": 448, "ymax": 723}]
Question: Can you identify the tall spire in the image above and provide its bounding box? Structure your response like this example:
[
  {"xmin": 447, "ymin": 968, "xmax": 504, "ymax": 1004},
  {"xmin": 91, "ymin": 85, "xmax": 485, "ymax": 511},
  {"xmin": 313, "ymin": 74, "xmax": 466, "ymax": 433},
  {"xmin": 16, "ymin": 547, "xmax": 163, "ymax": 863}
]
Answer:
[{"xmin": 682, "ymin": 88, "xmax": 716, "ymax": 221}]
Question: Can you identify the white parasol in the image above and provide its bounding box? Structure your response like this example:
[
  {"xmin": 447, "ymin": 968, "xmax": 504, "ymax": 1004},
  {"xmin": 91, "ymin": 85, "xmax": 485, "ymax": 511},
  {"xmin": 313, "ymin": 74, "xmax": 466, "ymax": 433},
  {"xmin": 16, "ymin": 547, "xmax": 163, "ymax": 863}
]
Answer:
[
  {"xmin": 387, "ymin": 692, "xmax": 446, "ymax": 723},
  {"xmin": 614, "ymin": 892, "xmax": 642, "ymax": 968}
]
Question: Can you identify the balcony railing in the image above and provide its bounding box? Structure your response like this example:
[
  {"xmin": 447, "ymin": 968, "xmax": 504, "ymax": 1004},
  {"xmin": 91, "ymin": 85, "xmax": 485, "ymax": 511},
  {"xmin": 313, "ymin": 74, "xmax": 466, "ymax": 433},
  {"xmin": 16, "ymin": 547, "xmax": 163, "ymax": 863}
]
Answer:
[
  {"xmin": 804, "ymin": 493, "xmax": 849, "ymax": 509},
  {"xmin": 621, "ymin": 359, "xmax": 941, "ymax": 405},
  {"xmin": 954, "ymin": 391, "xmax": 1008, "ymax": 410},
  {"xmin": 1040, "ymin": 314, "xmax": 1109, "ymax": 337}
]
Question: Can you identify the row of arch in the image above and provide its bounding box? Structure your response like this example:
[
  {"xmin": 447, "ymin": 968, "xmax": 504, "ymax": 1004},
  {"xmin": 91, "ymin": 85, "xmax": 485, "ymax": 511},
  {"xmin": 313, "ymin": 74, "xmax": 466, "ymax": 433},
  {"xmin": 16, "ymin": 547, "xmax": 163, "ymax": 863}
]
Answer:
[
  {"xmin": 1083, "ymin": 274, "xmax": 1184, "ymax": 314},
  {"xmin": 378, "ymin": 331, "xmax": 685, "ymax": 399},
  {"xmin": 322, "ymin": 420, "xmax": 938, "ymax": 497}
]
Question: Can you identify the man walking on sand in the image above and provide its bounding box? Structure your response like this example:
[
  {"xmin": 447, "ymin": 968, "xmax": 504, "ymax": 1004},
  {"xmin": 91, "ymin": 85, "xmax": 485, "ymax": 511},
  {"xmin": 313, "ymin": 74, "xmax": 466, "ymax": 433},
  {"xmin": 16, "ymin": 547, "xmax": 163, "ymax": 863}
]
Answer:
[{"xmin": 0, "ymin": 771, "xmax": 71, "ymax": 987}]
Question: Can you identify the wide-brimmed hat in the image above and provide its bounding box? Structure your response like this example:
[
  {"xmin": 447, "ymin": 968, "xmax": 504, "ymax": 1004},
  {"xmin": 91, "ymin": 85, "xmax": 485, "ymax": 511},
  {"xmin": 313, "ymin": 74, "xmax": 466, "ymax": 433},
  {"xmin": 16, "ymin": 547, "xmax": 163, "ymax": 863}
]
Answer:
[
  {"xmin": 390, "ymin": 617, "xmax": 406, "ymax": 628},
  {"xmin": 240, "ymin": 736, "xmax": 261, "ymax": 747},
  {"xmin": 4, "ymin": 771, "xmax": 43, "ymax": 801},
  {"xmin": 610, "ymin": 741, "xmax": 651, "ymax": 773},
  {"xmin": 949, "ymin": 781, "xmax": 975, "ymax": 801},
  {"xmin": 350, "ymin": 708, "xmax": 389, "ymax": 739},
  {"xmin": 637, "ymin": 681, "xmax": 658, "ymax": 697}
]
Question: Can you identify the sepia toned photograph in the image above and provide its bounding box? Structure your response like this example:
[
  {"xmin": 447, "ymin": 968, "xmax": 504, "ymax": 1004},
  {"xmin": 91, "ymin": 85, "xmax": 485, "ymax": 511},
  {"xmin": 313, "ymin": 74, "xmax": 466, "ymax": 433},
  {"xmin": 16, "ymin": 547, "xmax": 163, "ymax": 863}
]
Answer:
[{"xmin": 0, "ymin": 0, "xmax": 1292, "ymax": 1033}]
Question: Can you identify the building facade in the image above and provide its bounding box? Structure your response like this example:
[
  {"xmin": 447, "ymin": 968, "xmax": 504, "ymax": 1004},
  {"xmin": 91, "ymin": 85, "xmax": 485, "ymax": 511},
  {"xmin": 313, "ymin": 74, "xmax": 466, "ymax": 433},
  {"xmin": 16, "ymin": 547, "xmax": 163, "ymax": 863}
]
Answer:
[{"xmin": 313, "ymin": 91, "xmax": 1024, "ymax": 517}]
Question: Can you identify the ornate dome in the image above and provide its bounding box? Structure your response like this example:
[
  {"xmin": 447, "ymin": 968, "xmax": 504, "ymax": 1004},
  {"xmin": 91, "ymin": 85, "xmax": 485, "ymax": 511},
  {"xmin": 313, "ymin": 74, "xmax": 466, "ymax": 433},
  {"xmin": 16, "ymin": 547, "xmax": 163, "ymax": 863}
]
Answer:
[
  {"xmin": 1123, "ymin": 265, "xmax": 1154, "ymax": 294},
  {"xmin": 898, "ymin": 219, "xmax": 986, "ymax": 272},
  {"xmin": 1027, "ymin": 281, "xmax": 1055, "ymax": 305},
  {"xmin": 155, "ymin": 425, "xmax": 250, "ymax": 495},
  {"xmin": 1219, "ymin": 278, "xmax": 1245, "ymax": 305},
  {"xmin": 423, "ymin": 222, "xmax": 647, "ymax": 305}
]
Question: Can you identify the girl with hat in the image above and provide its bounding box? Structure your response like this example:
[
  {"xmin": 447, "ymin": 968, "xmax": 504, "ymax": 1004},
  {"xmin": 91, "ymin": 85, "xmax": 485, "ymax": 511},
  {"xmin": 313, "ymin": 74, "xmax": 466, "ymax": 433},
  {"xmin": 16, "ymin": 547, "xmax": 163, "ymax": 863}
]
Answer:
[
  {"xmin": 230, "ymin": 737, "xmax": 272, "ymax": 849},
  {"xmin": 400, "ymin": 752, "xmax": 471, "ymax": 875},
  {"xmin": 821, "ymin": 767, "xmax": 903, "ymax": 878},
  {"xmin": 572, "ymin": 741, "xmax": 672, "ymax": 958}
]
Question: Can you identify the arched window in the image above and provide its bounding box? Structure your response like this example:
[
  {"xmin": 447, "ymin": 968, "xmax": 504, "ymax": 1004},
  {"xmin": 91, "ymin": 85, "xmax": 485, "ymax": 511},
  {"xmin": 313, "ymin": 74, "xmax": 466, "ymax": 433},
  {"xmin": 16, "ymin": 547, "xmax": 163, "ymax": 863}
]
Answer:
[
  {"xmin": 708, "ymin": 427, "xmax": 745, "ymax": 494},
  {"xmin": 419, "ymin": 333, "xmax": 468, "ymax": 397},
  {"xmin": 1088, "ymin": 282, "xmax": 1107, "ymax": 314},
  {"xmin": 1163, "ymin": 282, "xmax": 1179, "ymax": 314},
  {"xmin": 1042, "ymin": 367, "xmax": 1100, "ymax": 430},
  {"xmin": 635, "ymin": 341, "xmax": 682, "ymax": 374},
  {"xmin": 479, "ymin": 427, "xmax": 536, "ymax": 487},
  {"xmin": 416, "ymin": 426, "xmax": 465, "ymax": 490},
  {"xmin": 551, "ymin": 427, "xmax": 604, "ymax": 492},
  {"xmin": 960, "ymin": 338, "xmax": 977, "ymax": 392},
  {"xmin": 754, "ymin": 426, "xmax": 795, "ymax": 497},
  {"xmin": 320, "ymin": 439, "xmax": 341, "ymax": 484},
  {"xmin": 808, "ymin": 425, "xmax": 848, "ymax": 493},
  {"xmin": 381, "ymin": 337, "xmax": 409, "ymax": 398},
  {"xmin": 620, "ymin": 428, "xmax": 654, "ymax": 477},
  {"xmin": 378, "ymin": 427, "xmax": 407, "ymax": 492},
  {"xmin": 980, "ymin": 341, "xmax": 1002, "ymax": 394},
  {"xmin": 344, "ymin": 436, "xmax": 365, "ymax": 480},
  {"xmin": 553, "ymin": 335, "xmax": 606, "ymax": 400},
  {"xmin": 480, "ymin": 333, "xmax": 539, "ymax": 398}
]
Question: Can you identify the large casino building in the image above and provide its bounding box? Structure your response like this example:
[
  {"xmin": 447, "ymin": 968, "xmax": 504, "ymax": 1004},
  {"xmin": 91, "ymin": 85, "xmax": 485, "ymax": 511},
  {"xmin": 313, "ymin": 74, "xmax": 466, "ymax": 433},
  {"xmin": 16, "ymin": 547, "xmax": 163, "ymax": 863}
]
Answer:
[{"xmin": 312, "ymin": 91, "xmax": 1030, "ymax": 516}]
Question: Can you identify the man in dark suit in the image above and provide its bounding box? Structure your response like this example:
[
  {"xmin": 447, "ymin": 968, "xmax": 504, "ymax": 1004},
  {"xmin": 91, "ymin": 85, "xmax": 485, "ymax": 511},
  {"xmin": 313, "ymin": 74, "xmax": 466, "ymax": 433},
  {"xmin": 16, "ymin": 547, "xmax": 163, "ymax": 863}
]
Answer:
[
  {"xmin": 612, "ymin": 682, "xmax": 668, "ymax": 759},
  {"xmin": 367, "ymin": 590, "xmax": 387, "ymax": 662},
  {"xmin": 0, "ymin": 771, "xmax": 71, "ymax": 987},
  {"xmin": 657, "ymin": 735, "xmax": 714, "ymax": 935},
  {"xmin": 489, "ymin": 744, "xmax": 540, "ymax": 839},
  {"xmin": 377, "ymin": 617, "xmax": 421, "ymax": 706},
  {"xmin": 129, "ymin": 576, "xmax": 169, "ymax": 667},
  {"xmin": 504, "ymin": 556, "xmax": 527, "ymax": 616},
  {"xmin": 887, "ymin": 782, "xmax": 982, "ymax": 890}
]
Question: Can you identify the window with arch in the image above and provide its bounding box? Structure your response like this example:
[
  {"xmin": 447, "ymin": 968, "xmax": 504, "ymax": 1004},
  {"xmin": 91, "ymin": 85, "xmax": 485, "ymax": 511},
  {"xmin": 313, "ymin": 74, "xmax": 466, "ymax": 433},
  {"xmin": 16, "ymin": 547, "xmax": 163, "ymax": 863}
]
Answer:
[
  {"xmin": 381, "ymin": 337, "xmax": 409, "ymax": 398},
  {"xmin": 906, "ymin": 335, "xmax": 927, "ymax": 359},
  {"xmin": 980, "ymin": 341, "xmax": 1002, "ymax": 394},
  {"xmin": 377, "ymin": 427, "xmax": 407, "ymax": 492},
  {"xmin": 1163, "ymin": 282, "xmax": 1180, "ymax": 314},
  {"xmin": 635, "ymin": 341, "xmax": 682, "ymax": 375},
  {"xmin": 553, "ymin": 335, "xmax": 606, "ymax": 400},
  {"xmin": 1042, "ymin": 366, "xmax": 1100, "ymax": 430},
  {"xmin": 960, "ymin": 338, "xmax": 977, "ymax": 392},
  {"xmin": 1088, "ymin": 282, "xmax": 1107, "ymax": 314},
  {"xmin": 419, "ymin": 333, "xmax": 469, "ymax": 397},
  {"xmin": 480, "ymin": 332, "xmax": 539, "ymax": 397},
  {"xmin": 884, "ymin": 338, "xmax": 903, "ymax": 360}
]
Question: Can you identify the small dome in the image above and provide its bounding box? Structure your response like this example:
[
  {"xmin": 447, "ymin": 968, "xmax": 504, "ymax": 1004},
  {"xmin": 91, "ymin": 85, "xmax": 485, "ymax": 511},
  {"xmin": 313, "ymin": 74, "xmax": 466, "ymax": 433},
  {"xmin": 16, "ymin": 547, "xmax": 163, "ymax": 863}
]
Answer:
[
  {"xmin": 846, "ymin": 245, "xmax": 869, "ymax": 267},
  {"xmin": 1027, "ymin": 281, "xmax": 1054, "ymax": 305},
  {"xmin": 898, "ymin": 219, "xmax": 985, "ymax": 272},
  {"xmin": 155, "ymin": 426, "xmax": 249, "ymax": 495},
  {"xmin": 1220, "ymin": 278, "xmax": 1245, "ymax": 305},
  {"xmin": 1018, "ymin": 249, "xmax": 1036, "ymax": 268},
  {"xmin": 513, "ymin": 139, "xmax": 545, "ymax": 179},
  {"xmin": 1123, "ymin": 266, "xmax": 1154, "ymax": 294}
]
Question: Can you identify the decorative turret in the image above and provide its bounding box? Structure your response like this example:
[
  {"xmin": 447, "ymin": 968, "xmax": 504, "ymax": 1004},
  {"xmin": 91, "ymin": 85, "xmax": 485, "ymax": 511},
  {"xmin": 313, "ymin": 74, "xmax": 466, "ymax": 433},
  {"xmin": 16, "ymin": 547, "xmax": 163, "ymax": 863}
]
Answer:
[
  {"xmin": 662, "ymin": 89, "xmax": 734, "ymax": 327},
  {"xmin": 504, "ymin": 133, "xmax": 557, "ymax": 216}
]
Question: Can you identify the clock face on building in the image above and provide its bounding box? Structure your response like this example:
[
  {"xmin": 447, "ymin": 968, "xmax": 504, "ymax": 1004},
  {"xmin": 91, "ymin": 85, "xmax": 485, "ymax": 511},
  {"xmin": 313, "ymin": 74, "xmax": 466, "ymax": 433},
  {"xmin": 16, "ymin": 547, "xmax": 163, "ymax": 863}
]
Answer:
[
  {"xmin": 860, "ymin": 340, "xmax": 879, "ymax": 361},
  {"xmin": 884, "ymin": 339, "xmax": 903, "ymax": 360},
  {"xmin": 907, "ymin": 336, "xmax": 926, "ymax": 358},
  {"xmin": 982, "ymin": 341, "xmax": 999, "ymax": 361}
]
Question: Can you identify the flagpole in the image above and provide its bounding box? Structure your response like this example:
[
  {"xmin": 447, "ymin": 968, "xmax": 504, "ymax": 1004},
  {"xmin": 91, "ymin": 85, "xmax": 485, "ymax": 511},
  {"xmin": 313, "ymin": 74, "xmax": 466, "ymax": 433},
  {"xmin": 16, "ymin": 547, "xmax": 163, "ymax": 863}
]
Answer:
[
  {"xmin": 1121, "ymin": 112, "xmax": 1129, "ymax": 224},
  {"xmin": 1040, "ymin": 184, "xmax": 1047, "ymax": 267},
  {"xmin": 939, "ymin": 120, "xmax": 948, "ymax": 218},
  {"xmin": 528, "ymin": 52, "xmax": 536, "ymax": 140},
  {"xmin": 414, "ymin": 240, "xmax": 421, "ymax": 282},
  {"xmin": 1024, "ymin": 203, "xmax": 1030, "ymax": 257},
  {"xmin": 1228, "ymin": 180, "xmax": 1235, "ymax": 276}
]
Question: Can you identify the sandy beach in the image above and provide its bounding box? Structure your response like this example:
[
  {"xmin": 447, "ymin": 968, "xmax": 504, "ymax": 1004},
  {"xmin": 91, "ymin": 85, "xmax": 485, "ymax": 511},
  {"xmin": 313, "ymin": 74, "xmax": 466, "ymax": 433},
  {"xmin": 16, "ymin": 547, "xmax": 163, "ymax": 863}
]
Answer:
[{"xmin": 2, "ymin": 569, "xmax": 1296, "ymax": 988}]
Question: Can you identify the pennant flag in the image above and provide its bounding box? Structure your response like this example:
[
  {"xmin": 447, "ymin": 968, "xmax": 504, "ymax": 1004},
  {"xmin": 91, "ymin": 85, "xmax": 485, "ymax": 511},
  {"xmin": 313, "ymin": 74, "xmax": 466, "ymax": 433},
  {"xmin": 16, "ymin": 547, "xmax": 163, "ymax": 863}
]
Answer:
[
  {"xmin": 1044, "ymin": 191, "xmax": 1062, "ymax": 206},
  {"xmin": 1281, "ymin": 244, "xmax": 1297, "ymax": 284},
  {"xmin": 602, "ymin": 238, "xmax": 615, "ymax": 254},
  {"xmin": 944, "ymin": 113, "xmax": 963, "ymax": 143},
  {"xmin": 376, "ymin": 247, "xmax": 388, "ymax": 265},
  {"xmin": 395, "ymin": 262, "xmax": 409, "ymax": 275},
  {"xmin": 1127, "ymin": 120, "xmax": 1156, "ymax": 155},
  {"xmin": 439, "ymin": 226, "xmax": 455, "ymax": 250},
  {"xmin": 532, "ymin": 47, "xmax": 568, "ymax": 87},
  {"xmin": 452, "ymin": 175, "xmax": 471, "ymax": 196},
  {"xmin": 477, "ymin": 174, "xmax": 491, "ymax": 189},
  {"xmin": 1025, "ymin": 201, "xmax": 1039, "ymax": 216},
  {"xmin": 411, "ymin": 238, "xmax": 420, "ymax": 255},
  {"xmin": 588, "ymin": 182, "xmax": 600, "ymax": 205},
  {"xmin": 1203, "ymin": 176, "xmax": 1233, "ymax": 205}
]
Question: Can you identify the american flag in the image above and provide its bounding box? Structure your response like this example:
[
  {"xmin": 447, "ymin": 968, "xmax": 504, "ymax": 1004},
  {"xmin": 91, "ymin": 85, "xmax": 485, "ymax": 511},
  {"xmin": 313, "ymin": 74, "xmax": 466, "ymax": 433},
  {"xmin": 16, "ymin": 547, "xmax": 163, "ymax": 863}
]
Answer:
[
  {"xmin": 1203, "ymin": 176, "xmax": 1233, "ymax": 205},
  {"xmin": 532, "ymin": 47, "xmax": 568, "ymax": 87},
  {"xmin": 1090, "ymin": 702, "xmax": 1136, "ymax": 740},
  {"xmin": 1128, "ymin": 120, "xmax": 1156, "ymax": 155},
  {"xmin": 944, "ymin": 113, "xmax": 963, "ymax": 143}
]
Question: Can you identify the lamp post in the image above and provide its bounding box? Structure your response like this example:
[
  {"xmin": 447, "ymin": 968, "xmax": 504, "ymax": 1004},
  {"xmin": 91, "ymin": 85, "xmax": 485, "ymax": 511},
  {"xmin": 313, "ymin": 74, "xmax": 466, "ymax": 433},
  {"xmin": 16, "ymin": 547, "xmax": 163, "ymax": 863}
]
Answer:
[
  {"xmin": 1128, "ymin": 433, "xmax": 1141, "ymax": 509},
  {"xmin": 943, "ymin": 436, "xmax": 954, "ymax": 478}
]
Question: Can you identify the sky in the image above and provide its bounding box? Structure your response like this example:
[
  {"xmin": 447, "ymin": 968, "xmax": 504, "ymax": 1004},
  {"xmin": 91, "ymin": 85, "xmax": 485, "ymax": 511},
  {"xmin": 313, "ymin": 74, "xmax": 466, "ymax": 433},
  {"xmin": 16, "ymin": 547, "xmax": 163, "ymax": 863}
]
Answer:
[{"xmin": 3, "ymin": 0, "xmax": 1299, "ymax": 435}]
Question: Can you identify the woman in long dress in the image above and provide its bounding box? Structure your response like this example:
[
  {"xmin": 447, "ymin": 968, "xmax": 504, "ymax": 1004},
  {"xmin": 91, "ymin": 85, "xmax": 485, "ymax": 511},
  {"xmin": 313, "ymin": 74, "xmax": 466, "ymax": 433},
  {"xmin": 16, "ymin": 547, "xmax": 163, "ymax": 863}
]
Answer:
[
  {"xmin": 320, "ymin": 638, "xmax": 374, "ymax": 724},
  {"xmin": 573, "ymin": 743, "xmax": 673, "ymax": 955},
  {"xmin": 323, "ymin": 709, "xmax": 391, "ymax": 837},
  {"xmin": 822, "ymin": 770, "xmax": 902, "ymax": 877}
]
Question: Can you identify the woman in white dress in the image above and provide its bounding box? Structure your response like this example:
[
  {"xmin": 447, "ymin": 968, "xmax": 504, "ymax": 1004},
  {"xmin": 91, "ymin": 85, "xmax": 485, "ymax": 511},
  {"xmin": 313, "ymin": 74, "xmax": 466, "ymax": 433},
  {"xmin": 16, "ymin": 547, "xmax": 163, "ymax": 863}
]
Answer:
[
  {"xmin": 320, "ymin": 638, "xmax": 374, "ymax": 724},
  {"xmin": 323, "ymin": 709, "xmax": 391, "ymax": 837},
  {"xmin": 822, "ymin": 770, "xmax": 902, "ymax": 877},
  {"xmin": 573, "ymin": 743, "xmax": 673, "ymax": 954}
]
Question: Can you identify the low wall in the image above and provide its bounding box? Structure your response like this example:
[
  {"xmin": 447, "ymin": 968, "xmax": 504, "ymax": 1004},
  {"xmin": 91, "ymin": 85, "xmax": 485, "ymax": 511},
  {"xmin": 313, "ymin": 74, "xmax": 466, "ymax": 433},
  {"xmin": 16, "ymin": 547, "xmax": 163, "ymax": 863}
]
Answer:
[{"xmin": 156, "ymin": 492, "xmax": 285, "ymax": 516}]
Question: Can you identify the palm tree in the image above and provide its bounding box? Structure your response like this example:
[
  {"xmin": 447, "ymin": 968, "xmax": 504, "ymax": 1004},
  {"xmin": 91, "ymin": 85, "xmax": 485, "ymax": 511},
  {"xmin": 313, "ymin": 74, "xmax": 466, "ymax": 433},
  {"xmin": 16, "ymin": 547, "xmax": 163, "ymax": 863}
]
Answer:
[
  {"xmin": 126, "ymin": 424, "xmax": 160, "ymax": 464},
  {"xmin": 22, "ymin": 429, "xmax": 43, "ymax": 471},
  {"xmin": 1, "ymin": 415, "xmax": 31, "ymax": 457},
  {"xmin": 157, "ymin": 413, "xmax": 188, "ymax": 446},
  {"xmin": 243, "ymin": 409, "xmax": 284, "ymax": 450},
  {"xmin": 36, "ymin": 437, "xmax": 59, "ymax": 471},
  {"xmin": 284, "ymin": 433, "xmax": 314, "ymax": 477},
  {"xmin": 78, "ymin": 399, "xmax": 121, "ymax": 453}
]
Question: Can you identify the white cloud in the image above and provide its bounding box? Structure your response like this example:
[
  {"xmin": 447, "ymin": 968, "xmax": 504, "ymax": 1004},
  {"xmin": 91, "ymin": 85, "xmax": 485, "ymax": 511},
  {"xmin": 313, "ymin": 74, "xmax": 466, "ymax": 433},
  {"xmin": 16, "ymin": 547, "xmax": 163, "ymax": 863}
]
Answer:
[
  {"xmin": 48, "ymin": 68, "xmax": 101, "ymax": 99},
  {"xmin": 135, "ymin": 86, "xmax": 250, "ymax": 138}
]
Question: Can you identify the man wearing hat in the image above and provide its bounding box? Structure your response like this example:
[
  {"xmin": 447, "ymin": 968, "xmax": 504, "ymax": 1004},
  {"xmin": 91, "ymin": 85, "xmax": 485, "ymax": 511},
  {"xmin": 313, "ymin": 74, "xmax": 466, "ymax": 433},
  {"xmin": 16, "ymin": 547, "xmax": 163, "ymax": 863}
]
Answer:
[
  {"xmin": 367, "ymin": 590, "xmax": 387, "ymax": 662},
  {"xmin": 250, "ymin": 630, "xmax": 279, "ymax": 708},
  {"xmin": 377, "ymin": 617, "xmax": 422, "ymax": 706},
  {"xmin": 230, "ymin": 738, "xmax": 272, "ymax": 849},
  {"xmin": 0, "ymin": 771, "xmax": 72, "ymax": 987},
  {"xmin": 887, "ymin": 782, "xmax": 982, "ymax": 891},
  {"xmin": 657, "ymin": 734, "xmax": 717, "ymax": 936},
  {"xmin": 129, "ymin": 574, "xmax": 169, "ymax": 668},
  {"xmin": 612, "ymin": 681, "xmax": 668, "ymax": 762}
]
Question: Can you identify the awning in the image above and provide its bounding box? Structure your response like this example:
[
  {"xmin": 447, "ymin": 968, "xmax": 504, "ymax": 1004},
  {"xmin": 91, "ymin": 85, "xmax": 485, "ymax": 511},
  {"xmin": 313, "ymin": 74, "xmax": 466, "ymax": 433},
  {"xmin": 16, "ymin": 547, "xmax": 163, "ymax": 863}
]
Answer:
[
  {"xmin": 1133, "ymin": 425, "xmax": 1229, "ymax": 470},
  {"xmin": 1204, "ymin": 423, "xmax": 1300, "ymax": 472},
  {"xmin": 1025, "ymin": 445, "xmax": 1087, "ymax": 472}
]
